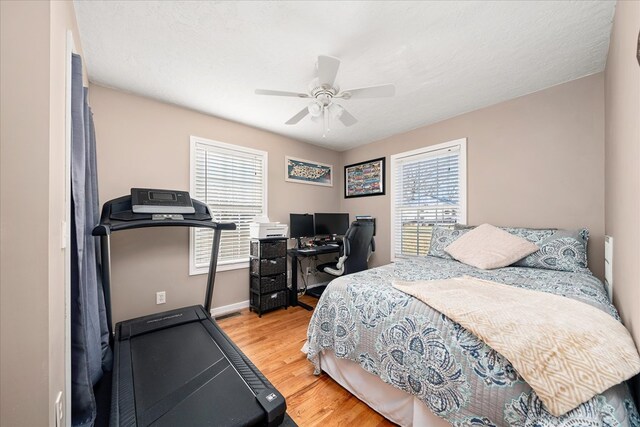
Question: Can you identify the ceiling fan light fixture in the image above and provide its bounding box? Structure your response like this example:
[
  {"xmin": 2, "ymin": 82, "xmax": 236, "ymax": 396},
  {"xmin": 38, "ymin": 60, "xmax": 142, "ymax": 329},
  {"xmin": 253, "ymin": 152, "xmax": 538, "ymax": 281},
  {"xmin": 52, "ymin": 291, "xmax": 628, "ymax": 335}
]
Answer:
[{"xmin": 308, "ymin": 102, "xmax": 323, "ymax": 117}]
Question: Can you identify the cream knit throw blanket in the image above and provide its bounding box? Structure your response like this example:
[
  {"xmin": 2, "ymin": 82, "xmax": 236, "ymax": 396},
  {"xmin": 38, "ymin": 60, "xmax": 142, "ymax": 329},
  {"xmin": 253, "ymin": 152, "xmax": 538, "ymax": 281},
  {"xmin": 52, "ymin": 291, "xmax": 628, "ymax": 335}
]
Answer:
[{"xmin": 393, "ymin": 275, "xmax": 640, "ymax": 416}]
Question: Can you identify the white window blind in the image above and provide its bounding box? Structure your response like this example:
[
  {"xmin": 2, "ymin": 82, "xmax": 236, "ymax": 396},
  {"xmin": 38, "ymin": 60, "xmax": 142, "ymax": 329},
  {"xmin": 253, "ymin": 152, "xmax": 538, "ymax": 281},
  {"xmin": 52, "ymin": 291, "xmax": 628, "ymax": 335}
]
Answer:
[
  {"xmin": 190, "ymin": 137, "xmax": 267, "ymax": 273},
  {"xmin": 390, "ymin": 139, "xmax": 466, "ymax": 259}
]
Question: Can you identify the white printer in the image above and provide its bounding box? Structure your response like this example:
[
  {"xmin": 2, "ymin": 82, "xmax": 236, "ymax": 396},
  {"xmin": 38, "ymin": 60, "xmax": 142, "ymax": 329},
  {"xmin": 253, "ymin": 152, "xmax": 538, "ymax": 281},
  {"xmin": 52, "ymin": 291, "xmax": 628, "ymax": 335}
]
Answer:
[{"xmin": 249, "ymin": 217, "xmax": 288, "ymax": 239}]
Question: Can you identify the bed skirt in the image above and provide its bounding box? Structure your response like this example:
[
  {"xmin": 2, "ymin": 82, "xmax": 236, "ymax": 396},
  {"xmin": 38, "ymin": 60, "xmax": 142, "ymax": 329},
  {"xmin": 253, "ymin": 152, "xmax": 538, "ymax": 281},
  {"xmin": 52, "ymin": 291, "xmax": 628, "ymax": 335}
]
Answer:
[{"xmin": 318, "ymin": 350, "xmax": 450, "ymax": 427}]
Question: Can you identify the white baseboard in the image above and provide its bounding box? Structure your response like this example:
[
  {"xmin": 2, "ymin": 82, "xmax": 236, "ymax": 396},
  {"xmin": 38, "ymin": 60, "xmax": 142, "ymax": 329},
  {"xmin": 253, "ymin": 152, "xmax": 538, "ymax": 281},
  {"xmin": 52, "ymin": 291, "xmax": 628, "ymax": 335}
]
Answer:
[
  {"xmin": 210, "ymin": 281, "xmax": 331, "ymax": 317},
  {"xmin": 210, "ymin": 300, "xmax": 249, "ymax": 317}
]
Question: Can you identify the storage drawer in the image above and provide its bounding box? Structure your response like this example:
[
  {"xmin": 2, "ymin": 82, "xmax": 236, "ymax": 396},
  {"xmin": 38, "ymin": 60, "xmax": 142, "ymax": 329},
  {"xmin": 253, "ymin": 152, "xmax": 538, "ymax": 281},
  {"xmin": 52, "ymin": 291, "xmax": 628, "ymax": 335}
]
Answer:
[
  {"xmin": 250, "ymin": 257, "xmax": 286, "ymax": 276},
  {"xmin": 250, "ymin": 290, "xmax": 288, "ymax": 314},
  {"xmin": 251, "ymin": 273, "xmax": 287, "ymax": 294},
  {"xmin": 250, "ymin": 239, "xmax": 287, "ymax": 259}
]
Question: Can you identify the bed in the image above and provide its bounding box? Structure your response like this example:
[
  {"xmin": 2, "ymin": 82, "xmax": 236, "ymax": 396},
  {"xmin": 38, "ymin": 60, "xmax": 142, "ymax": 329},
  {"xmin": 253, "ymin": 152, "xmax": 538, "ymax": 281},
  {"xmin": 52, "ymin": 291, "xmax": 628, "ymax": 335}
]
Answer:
[{"xmin": 306, "ymin": 255, "xmax": 640, "ymax": 426}]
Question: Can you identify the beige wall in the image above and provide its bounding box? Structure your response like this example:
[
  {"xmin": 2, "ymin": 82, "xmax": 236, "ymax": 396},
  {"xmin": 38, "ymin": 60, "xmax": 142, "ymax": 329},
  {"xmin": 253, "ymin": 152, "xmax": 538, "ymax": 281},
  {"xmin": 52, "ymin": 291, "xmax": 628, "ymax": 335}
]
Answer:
[
  {"xmin": 93, "ymin": 73, "xmax": 608, "ymax": 324},
  {"xmin": 604, "ymin": 0, "xmax": 640, "ymax": 396},
  {"xmin": 1, "ymin": 1, "xmax": 84, "ymax": 426},
  {"xmin": 1, "ymin": 2, "xmax": 51, "ymax": 425},
  {"xmin": 89, "ymin": 85, "xmax": 342, "ymax": 324},
  {"xmin": 340, "ymin": 74, "xmax": 606, "ymax": 279}
]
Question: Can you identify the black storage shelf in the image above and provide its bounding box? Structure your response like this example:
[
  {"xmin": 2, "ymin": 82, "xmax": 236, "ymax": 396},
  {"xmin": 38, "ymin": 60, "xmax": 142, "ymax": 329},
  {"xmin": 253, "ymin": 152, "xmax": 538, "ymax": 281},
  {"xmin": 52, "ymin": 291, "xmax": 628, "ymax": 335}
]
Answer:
[{"xmin": 249, "ymin": 238, "xmax": 288, "ymax": 316}]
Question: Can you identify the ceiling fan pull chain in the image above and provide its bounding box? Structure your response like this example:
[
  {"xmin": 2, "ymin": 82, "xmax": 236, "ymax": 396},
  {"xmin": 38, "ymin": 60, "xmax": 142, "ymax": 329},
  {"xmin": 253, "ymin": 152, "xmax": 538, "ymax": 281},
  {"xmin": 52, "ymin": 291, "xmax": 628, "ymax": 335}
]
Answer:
[{"xmin": 324, "ymin": 107, "xmax": 330, "ymax": 137}]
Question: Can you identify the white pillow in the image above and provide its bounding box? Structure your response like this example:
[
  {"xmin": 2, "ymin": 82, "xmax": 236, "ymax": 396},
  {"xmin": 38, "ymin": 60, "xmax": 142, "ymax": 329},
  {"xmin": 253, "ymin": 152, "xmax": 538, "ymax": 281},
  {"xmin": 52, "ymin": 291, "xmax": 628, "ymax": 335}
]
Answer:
[{"xmin": 444, "ymin": 223, "xmax": 539, "ymax": 270}]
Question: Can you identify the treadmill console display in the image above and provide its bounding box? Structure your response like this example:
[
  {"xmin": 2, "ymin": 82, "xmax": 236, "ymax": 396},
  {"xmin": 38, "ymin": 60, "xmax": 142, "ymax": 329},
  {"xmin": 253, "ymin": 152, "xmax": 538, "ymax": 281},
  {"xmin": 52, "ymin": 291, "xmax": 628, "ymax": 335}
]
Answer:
[{"xmin": 131, "ymin": 188, "xmax": 195, "ymax": 214}]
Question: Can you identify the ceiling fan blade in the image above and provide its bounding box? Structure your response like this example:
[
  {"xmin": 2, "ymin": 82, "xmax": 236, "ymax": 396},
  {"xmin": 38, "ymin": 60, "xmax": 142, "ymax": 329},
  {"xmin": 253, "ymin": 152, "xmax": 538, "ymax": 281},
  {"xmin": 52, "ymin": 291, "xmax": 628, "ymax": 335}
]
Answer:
[
  {"xmin": 338, "ymin": 107, "xmax": 358, "ymax": 127},
  {"xmin": 340, "ymin": 84, "xmax": 395, "ymax": 99},
  {"xmin": 255, "ymin": 89, "xmax": 309, "ymax": 98},
  {"xmin": 285, "ymin": 107, "xmax": 310, "ymax": 125},
  {"xmin": 317, "ymin": 55, "xmax": 340, "ymax": 87}
]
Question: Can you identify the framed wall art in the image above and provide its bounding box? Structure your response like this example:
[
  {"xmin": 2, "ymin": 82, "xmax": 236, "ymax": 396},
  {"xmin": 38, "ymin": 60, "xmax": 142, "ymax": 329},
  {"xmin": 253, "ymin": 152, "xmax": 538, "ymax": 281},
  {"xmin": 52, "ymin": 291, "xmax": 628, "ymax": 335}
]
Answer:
[
  {"xmin": 285, "ymin": 156, "xmax": 333, "ymax": 187},
  {"xmin": 344, "ymin": 157, "xmax": 385, "ymax": 198}
]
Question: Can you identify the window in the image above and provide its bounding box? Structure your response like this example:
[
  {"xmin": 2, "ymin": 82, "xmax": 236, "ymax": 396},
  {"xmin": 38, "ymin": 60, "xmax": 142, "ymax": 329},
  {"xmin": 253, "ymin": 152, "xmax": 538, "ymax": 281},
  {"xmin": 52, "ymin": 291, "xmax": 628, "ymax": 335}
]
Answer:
[
  {"xmin": 190, "ymin": 136, "xmax": 267, "ymax": 274},
  {"xmin": 390, "ymin": 138, "xmax": 466, "ymax": 260}
]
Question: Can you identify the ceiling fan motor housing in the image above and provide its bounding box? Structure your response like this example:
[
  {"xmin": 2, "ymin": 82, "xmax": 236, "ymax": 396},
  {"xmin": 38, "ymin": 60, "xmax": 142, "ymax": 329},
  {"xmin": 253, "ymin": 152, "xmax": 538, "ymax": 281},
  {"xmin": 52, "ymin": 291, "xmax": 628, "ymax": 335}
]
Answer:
[{"xmin": 309, "ymin": 81, "xmax": 338, "ymax": 107}]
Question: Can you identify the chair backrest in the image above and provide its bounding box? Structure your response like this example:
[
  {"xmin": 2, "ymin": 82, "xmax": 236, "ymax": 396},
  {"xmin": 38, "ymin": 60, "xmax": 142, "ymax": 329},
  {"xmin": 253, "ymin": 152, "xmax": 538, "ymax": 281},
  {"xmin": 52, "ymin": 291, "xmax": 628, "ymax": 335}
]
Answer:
[{"xmin": 342, "ymin": 220, "xmax": 375, "ymax": 275}]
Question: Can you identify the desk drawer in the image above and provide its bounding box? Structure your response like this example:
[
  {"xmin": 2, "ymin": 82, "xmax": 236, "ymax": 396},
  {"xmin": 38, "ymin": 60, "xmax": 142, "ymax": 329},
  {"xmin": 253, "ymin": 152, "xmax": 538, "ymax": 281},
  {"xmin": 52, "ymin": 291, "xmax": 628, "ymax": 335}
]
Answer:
[
  {"xmin": 250, "ymin": 239, "xmax": 286, "ymax": 259},
  {"xmin": 250, "ymin": 290, "xmax": 288, "ymax": 314},
  {"xmin": 251, "ymin": 273, "xmax": 287, "ymax": 294},
  {"xmin": 250, "ymin": 257, "xmax": 286, "ymax": 276}
]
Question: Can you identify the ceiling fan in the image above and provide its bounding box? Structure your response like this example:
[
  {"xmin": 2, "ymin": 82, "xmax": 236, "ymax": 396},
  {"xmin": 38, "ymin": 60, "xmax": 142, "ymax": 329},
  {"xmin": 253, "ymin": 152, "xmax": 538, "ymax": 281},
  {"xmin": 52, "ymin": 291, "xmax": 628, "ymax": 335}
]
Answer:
[{"xmin": 255, "ymin": 55, "xmax": 395, "ymax": 137}]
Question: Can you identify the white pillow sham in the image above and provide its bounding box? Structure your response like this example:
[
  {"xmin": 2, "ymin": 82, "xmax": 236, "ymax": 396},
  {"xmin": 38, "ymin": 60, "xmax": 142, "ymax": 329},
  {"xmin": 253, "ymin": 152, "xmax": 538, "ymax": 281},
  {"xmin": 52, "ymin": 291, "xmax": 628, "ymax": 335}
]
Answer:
[{"xmin": 445, "ymin": 223, "xmax": 539, "ymax": 270}]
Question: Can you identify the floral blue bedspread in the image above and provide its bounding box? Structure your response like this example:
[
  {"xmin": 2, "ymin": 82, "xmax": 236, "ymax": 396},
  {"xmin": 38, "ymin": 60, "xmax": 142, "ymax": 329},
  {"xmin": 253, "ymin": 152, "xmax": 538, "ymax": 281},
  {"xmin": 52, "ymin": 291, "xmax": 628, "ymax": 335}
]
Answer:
[{"xmin": 306, "ymin": 256, "xmax": 640, "ymax": 426}]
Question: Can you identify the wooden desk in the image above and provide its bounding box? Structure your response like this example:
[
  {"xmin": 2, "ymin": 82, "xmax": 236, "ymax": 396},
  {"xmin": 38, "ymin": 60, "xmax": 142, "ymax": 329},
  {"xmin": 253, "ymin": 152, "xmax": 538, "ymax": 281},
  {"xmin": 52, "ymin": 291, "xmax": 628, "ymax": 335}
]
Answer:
[{"xmin": 287, "ymin": 245, "xmax": 340, "ymax": 311}]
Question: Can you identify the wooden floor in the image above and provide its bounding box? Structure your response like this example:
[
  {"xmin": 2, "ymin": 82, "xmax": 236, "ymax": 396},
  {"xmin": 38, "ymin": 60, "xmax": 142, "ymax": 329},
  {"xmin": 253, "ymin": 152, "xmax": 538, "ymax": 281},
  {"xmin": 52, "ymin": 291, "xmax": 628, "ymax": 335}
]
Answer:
[{"xmin": 217, "ymin": 295, "xmax": 395, "ymax": 427}]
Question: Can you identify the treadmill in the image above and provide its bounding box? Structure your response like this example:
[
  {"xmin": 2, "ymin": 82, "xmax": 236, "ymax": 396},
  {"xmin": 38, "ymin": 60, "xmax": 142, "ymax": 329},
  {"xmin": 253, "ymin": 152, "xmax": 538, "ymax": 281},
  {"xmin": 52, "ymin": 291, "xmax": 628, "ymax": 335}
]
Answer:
[{"xmin": 93, "ymin": 195, "xmax": 287, "ymax": 426}]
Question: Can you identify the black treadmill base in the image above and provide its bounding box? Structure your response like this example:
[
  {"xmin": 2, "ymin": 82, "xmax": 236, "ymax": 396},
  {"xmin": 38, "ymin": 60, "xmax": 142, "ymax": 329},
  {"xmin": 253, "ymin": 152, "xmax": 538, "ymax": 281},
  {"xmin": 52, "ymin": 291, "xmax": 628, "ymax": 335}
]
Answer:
[
  {"xmin": 111, "ymin": 305, "xmax": 286, "ymax": 426},
  {"xmin": 94, "ymin": 370, "xmax": 112, "ymax": 427}
]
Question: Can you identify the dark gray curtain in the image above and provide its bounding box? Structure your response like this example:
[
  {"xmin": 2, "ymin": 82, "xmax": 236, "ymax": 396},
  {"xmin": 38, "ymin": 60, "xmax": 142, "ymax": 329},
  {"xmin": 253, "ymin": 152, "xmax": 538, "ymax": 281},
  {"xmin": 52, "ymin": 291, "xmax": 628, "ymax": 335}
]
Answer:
[{"xmin": 71, "ymin": 53, "xmax": 112, "ymax": 427}]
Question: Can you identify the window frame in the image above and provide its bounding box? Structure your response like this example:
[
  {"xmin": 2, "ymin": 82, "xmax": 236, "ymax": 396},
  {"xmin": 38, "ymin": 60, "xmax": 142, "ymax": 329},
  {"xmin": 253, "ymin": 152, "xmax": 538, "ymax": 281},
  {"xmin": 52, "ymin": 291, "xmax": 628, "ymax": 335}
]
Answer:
[
  {"xmin": 189, "ymin": 135, "xmax": 268, "ymax": 275},
  {"xmin": 389, "ymin": 138, "xmax": 467, "ymax": 262}
]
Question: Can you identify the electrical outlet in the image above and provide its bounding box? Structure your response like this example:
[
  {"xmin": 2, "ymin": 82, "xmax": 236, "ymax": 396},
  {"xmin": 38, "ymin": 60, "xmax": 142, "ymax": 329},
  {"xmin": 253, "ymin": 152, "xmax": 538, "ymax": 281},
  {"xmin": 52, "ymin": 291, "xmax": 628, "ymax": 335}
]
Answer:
[
  {"xmin": 54, "ymin": 391, "xmax": 63, "ymax": 427},
  {"xmin": 156, "ymin": 291, "xmax": 166, "ymax": 304}
]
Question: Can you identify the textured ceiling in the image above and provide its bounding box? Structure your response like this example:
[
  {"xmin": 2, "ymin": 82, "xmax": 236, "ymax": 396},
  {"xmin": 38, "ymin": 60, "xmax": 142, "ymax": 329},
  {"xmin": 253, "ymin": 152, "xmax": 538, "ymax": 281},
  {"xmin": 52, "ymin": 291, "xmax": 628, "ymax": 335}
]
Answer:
[{"xmin": 74, "ymin": 1, "xmax": 615, "ymax": 151}]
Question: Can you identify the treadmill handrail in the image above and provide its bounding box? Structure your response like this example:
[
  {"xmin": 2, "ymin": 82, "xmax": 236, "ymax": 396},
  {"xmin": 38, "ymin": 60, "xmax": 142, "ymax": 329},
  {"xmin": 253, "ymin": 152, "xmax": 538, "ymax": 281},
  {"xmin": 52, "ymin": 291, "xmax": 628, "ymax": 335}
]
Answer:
[{"xmin": 92, "ymin": 195, "xmax": 236, "ymax": 337}]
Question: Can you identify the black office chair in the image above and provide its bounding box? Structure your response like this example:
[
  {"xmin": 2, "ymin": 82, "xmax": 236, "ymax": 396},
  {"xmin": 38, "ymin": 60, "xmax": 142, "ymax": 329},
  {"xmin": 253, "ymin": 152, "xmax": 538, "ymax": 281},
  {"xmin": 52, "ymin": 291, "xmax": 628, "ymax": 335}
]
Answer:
[{"xmin": 307, "ymin": 221, "xmax": 375, "ymax": 298}]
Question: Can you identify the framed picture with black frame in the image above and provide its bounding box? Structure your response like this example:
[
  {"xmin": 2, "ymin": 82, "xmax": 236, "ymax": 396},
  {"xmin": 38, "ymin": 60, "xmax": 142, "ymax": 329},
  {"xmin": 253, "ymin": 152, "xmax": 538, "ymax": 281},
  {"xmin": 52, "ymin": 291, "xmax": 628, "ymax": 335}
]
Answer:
[{"xmin": 344, "ymin": 157, "xmax": 385, "ymax": 198}]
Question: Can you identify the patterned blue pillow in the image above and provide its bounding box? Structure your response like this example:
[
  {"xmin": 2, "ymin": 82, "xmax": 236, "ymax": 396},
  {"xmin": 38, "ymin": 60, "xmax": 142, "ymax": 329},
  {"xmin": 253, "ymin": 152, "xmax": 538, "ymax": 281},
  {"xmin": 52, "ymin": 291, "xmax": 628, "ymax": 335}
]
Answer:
[
  {"xmin": 428, "ymin": 227, "xmax": 469, "ymax": 260},
  {"xmin": 454, "ymin": 224, "xmax": 555, "ymax": 244},
  {"xmin": 514, "ymin": 229, "xmax": 589, "ymax": 272},
  {"xmin": 499, "ymin": 227, "xmax": 556, "ymax": 244}
]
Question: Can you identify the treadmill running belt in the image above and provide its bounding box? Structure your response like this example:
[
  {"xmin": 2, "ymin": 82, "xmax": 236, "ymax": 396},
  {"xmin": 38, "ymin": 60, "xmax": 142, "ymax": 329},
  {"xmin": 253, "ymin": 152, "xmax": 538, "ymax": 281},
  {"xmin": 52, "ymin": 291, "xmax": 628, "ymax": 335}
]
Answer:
[
  {"xmin": 112, "ymin": 306, "xmax": 285, "ymax": 426},
  {"xmin": 130, "ymin": 322, "xmax": 263, "ymax": 426}
]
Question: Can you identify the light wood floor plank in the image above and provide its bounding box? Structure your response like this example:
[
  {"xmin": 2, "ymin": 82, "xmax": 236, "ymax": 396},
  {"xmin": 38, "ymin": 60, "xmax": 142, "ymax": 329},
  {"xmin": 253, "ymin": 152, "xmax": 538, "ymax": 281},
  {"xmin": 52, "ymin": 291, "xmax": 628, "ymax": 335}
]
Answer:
[{"xmin": 218, "ymin": 295, "xmax": 396, "ymax": 426}]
